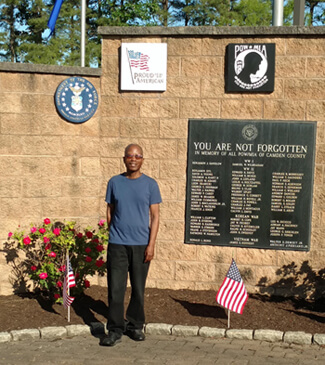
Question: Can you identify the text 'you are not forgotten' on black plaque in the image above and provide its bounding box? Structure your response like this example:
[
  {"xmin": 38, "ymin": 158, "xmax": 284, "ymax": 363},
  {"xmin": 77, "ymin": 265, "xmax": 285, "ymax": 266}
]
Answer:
[{"xmin": 185, "ymin": 119, "xmax": 316, "ymax": 251}]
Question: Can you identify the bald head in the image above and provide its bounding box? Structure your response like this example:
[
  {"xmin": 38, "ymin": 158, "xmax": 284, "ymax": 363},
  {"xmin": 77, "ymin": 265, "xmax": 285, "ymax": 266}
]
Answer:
[{"xmin": 124, "ymin": 144, "xmax": 143, "ymax": 156}]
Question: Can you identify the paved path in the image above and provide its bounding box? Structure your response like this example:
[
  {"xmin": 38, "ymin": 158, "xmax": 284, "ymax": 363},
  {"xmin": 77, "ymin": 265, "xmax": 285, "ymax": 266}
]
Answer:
[{"xmin": 0, "ymin": 333, "xmax": 324, "ymax": 365}]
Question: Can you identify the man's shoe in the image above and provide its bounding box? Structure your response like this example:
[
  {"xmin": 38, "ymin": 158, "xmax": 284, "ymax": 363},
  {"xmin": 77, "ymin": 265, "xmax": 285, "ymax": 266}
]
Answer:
[
  {"xmin": 125, "ymin": 329, "xmax": 145, "ymax": 341},
  {"xmin": 100, "ymin": 332, "xmax": 122, "ymax": 347}
]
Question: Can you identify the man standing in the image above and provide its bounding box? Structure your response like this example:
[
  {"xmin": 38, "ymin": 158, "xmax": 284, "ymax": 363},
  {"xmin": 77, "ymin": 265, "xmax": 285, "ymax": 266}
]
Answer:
[{"xmin": 101, "ymin": 144, "xmax": 162, "ymax": 347}]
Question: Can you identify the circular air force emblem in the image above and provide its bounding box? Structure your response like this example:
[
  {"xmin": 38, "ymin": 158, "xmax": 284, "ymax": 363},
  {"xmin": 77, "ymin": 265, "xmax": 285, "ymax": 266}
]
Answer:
[
  {"xmin": 55, "ymin": 77, "xmax": 99, "ymax": 124},
  {"xmin": 242, "ymin": 124, "xmax": 258, "ymax": 141}
]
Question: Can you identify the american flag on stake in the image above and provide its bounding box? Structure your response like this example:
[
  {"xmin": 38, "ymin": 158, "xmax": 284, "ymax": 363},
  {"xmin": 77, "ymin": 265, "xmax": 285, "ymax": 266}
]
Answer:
[
  {"xmin": 216, "ymin": 259, "xmax": 248, "ymax": 315},
  {"xmin": 63, "ymin": 254, "xmax": 76, "ymax": 309}
]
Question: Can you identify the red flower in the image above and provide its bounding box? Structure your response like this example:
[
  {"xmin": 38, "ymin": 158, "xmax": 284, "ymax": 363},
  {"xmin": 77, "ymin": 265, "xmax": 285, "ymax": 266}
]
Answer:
[
  {"xmin": 92, "ymin": 238, "xmax": 99, "ymax": 244},
  {"xmin": 30, "ymin": 226, "xmax": 37, "ymax": 233},
  {"xmin": 8, "ymin": 232, "xmax": 13, "ymax": 238},
  {"xmin": 77, "ymin": 233, "xmax": 83, "ymax": 239},
  {"xmin": 84, "ymin": 280, "xmax": 90, "ymax": 288},
  {"xmin": 53, "ymin": 228, "xmax": 61, "ymax": 236},
  {"xmin": 39, "ymin": 228, "xmax": 46, "ymax": 234},
  {"xmin": 85, "ymin": 256, "xmax": 92, "ymax": 263},
  {"xmin": 56, "ymin": 281, "xmax": 63, "ymax": 288},
  {"xmin": 95, "ymin": 259, "xmax": 105, "ymax": 268},
  {"xmin": 85, "ymin": 247, "xmax": 92, "ymax": 254},
  {"xmin": 31, "ymin": 265, "xmax": 37, "ymax": 271},
  {"xmin": 96, "ymin": 244, "xmax": 104, "ymax": 252},
  {"xmin": 58, "ymin": 265, "xmax": 66, "ymax": 272},
  {"xmin": 45, "ymin": 243, "xmax": 51, "ymax": 250},
  {"xmin": 48, "ymin": 251, "xmax": 56, "ymax": 258},
  {"xmin": 86, "ymin": 231, "xmax": 93, "ymax": 239},
  {"xmin": 39, "ymin": 272, "xmax": 48, "ymax": 280},
  {"xmin": 54, "ymin": 294, "xmax": 60, "ymax": 300},
  {"xmin": 44, "ymin": 218, "xmax": 51, "ymax": 225},
  {"xmin": 23, "ymin": 236, "xmax": 31, "ymax": 245},
  {"xmin": 43, "ymin": 236, "xmax": 50, "ymax": 244}
]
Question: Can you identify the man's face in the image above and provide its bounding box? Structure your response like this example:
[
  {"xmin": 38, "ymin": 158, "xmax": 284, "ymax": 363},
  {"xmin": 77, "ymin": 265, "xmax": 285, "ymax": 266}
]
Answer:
[{"xmin": 123, "ymin": 145, "xmax": 144, "ymax": 173}]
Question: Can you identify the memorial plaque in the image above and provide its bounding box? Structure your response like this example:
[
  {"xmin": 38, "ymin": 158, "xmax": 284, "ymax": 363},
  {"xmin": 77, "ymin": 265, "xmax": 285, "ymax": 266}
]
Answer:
[
  {"xmin": 226, "ymin": 43, "xmax": 275, "ymax": 93},
  {"xmin": 185, "ymin": 119, "xmax": 316, "ymax": 251}
]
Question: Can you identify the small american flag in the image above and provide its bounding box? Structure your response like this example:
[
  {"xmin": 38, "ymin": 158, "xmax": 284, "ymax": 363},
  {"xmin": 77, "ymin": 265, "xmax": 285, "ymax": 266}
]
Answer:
[
  {"xmin": 216, "ymin": 259, "xmax": 248, "ymax": 315},
  {"xmin": 128, "ymin": 50, "xmax": 150, "ymax": 71},
  {"xmin": 63, "ymin": 256, "xmax": 76, "ymax": 308}
]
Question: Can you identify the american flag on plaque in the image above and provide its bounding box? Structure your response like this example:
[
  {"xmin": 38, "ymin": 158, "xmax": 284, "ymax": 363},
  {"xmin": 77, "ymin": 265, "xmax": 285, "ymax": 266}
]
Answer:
[{"xmin": 121, "ymin": 43, "xmax": 167, "ymax": 91}]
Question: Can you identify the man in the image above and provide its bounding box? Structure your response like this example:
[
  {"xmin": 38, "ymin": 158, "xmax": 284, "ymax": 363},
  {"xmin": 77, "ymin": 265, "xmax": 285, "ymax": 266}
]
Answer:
[{"xmin": 100, "ymin": 144, "xmax": 162, "ymax": 347}]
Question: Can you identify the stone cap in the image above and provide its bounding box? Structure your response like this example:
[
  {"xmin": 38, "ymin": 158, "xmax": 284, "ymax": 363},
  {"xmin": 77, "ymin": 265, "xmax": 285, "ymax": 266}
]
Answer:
[
  {"xmin": 0, "ymin": 62, "xmax": 102, "ymax": 77},
  {"xmin": 98, "ymin": 25, "xmax": 325, "ymax": 37}
]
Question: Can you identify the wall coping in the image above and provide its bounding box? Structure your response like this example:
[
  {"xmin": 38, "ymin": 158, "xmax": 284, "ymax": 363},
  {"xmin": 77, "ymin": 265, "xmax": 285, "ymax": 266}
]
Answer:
[
  {"xmin": 98, "ymin": 25, "xmax": 325, "ymax": 37},
  {"xmin": 0, "ymin": 62, "xmax": 102, "ymax": 76}
]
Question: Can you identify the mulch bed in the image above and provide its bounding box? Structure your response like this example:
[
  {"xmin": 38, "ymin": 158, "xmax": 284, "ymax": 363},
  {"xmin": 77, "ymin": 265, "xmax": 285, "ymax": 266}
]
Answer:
[{"xmin": 0, "ymin": 285, "xmax": 324, "ymax": 334}]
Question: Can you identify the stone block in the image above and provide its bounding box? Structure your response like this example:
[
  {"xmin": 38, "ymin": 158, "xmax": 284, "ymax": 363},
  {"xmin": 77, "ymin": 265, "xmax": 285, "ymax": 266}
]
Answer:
[
  {"xmin": 168, "ymin": 38, "xmax": 202, "ymax": 56},
  {"xmin": 313, "ymin": 333, "xmax": 325, "ymax": 345},
  {"xmin": 40, "ymin": 326, "xmax": 67, "ymax": 340},
  {"xmin": 0, "ymin": 177, "xmax": 21, "ymax": 198},
  {"xmin": 157, "ymin": 238, "xmax": 196, "ymax": 261},
  {"xmin": 22, "ymin": 177, "xmax": 61, "ymax": 198},
  {"xmin": 0, "ymin": 332, "xmax": 11, "ymax": 343},
  {"xmin": 160, "ymin": 200, "xmax": 185, "ymax": 220},
  {"xmin": 61, "ymin": 136, "xmax": 100, "ymax": 157},
  {"xmin": 285, "ymin": 79, "xmax": 325, "ymax": 100},
  {"xmin": 180, "ymin": 98, "xmax": 221, "ymax": 119},
  {"xmin": 164, "ymin": 77, "xmax": 200, "ymax": 98},
  {"xmin": 201, "ymin": 77, "xmax": 225, "ymax": 98},
  {"xmin": 196, "ymin": 245, "xmax": 234, "ymax": 264},
  {"xmin": 283, "ymin": 331, "xmax": 312, "ymax": 345},
  {"xmin": 237, "ymin": 249, "xmax": 277, "ymax": 266},
  {"xmin": 159, "ymin": 160, "xmax": 186, "ymax": 179},
  {"xmin": 145, "ymin": 323, "xmax": 173, "ymax": 335},
  {"xmin": 199, "ymin": 327, "xmax": 225, "ymax": 338},
  {"xmin": 148, "ymin": 260, "xmax": 175, "ymax": 280},
  {"xmin": 254, "ymin": 266, "xmax": 281, "ymax": 287},
  {"xmin": 254, "ymin": 329, "xmax": 283, "ymax": 342},
  {"xmin": 66, "ymin": 324, "xmax": 91, "ymax": 337},
  {"xmin": 11, "ymin": 329, "xmax": 40, "ymax": 341},
  {"xmin": 286, "ymin": 38, "xmax": 325, "ymax": 56},
  {"xmin": 158, "ymin": 180, "xmax": 178, "ymax": 200},
  {"xmin": 221, "ymin": 99, "xmax": 263, "ymax": 119},
  {"xmin": 181, "ymin": 56, "xmax": 223, "ymax": 77},
  {"xmin": 120, "ymin": 118, "xmax": 159, "ymax": 138},
  {"xmin": 175, "ymin": 261, "xmax": 215, "ymax": 282},
  {"xmin": 101, "ymin": 96, "xmax": 140, "ymax": 117},
  {"xmin": 172, "ymin": 325, "xmax": 199, "ymax": 336},
  {"xmin": 138, "ymin": 139, "xmax": 177, "ymax": 160},
  {"xmin": 81, "ymin": 157, "xmax": 101, "ymax": 176},
  {"xmin": 160, "ymin": 118, "xmax": 188, "ymax": 139},
  {"xmin": 100, "ymin": 138, "xmax": 127, "ymax": 158},
  {"xmin": 306, "ymin": 57, "xmax": 325, "ymax": 78},
  {"xmin": 42, "ymin": 197, "xmax": 80, "ymax": 217},
  {"xmin": 140, "ymin": 98, "xmax": 179, "ymax": 118},
  {"xmin": 102, "ymin": 39, "xmax": 121, "ymax": 57},
  {"xmin": 62, "ymin": 177, "xmax": 101, "ymax": 197},
  {"xmin": 155, "ymin": 279, "xmax": 195, "ymax": 290},
  {"xmin": 307, "ymin": 101, "xmax": 325, "ymax": 123},
  {"xmin": 100, "ymin": 117, "xmax": 120, "ymax": 137},
  {"xmin": 276, "ymin": 56, "xmax": 306, "ymax": 78},
  {"xmin": 167, "ymin": 57, "xmax": 181, "ymax": 77},
  {"xmin": 264, "ymin": 100, "xmax": 306, "ymax": 120},
  {"xmin": 226, "ymin": 329, "xmax": 253, "ymax": 340}
]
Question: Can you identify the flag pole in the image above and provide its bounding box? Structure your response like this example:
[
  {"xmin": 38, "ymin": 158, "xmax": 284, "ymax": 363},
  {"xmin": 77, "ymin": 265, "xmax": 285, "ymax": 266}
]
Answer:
[
  {"xmin": 228, "ymin": 310, "xmax": 230, "ymax": 328},
  {"xmin": 66, "ymin": 251, "xmax": 70, "ymax": 322},
  {"xmin": 81, "ymin": 0, "xmax": 86, "ymax": 67}
]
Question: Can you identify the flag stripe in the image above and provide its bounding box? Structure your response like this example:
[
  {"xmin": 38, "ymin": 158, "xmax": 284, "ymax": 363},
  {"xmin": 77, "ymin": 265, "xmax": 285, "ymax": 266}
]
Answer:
[
  {"xmin": 216, "ymin": 259, "xmax": 248, "ymax": 315},
  {"xmin": 63, "ymin": 256, "xmax": 76, "ymax": 308}
]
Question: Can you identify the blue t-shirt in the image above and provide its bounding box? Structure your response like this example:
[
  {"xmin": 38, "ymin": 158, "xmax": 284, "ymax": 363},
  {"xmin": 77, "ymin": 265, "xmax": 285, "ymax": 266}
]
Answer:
[{"xmin": 105, "ymin": 173, "xmax": 162, "ymax": 245}]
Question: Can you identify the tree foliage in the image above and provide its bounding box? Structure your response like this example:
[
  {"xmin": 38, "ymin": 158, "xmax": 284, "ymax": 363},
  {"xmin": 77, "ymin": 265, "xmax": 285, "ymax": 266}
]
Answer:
[{"xmin": 0, "ymin": 0, "xmax": 324, "ymax": 66}]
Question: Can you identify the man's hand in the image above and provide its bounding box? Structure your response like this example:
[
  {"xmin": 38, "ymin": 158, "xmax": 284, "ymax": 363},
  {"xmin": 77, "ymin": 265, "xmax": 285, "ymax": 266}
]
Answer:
[{"xmin": 144, "ymin": 245, "xmax": 154, "ymax": 263}]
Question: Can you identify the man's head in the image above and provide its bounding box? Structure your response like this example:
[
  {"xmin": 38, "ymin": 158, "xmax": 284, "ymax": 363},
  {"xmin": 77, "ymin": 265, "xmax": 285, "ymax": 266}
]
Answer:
[{"xmin": 123, "ymin": 144, "xmax": 144, "ymax": 175}]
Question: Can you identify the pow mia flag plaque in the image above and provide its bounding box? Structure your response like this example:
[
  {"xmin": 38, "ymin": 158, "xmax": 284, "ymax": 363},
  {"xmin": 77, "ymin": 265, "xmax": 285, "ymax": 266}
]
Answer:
[
  {"xmin": 226, "ymin": 43, "xmax": 275, "ymax": 92},
  {"xmin": 185, "ymin": 119, "xmax": 316, "ymax": 251}
]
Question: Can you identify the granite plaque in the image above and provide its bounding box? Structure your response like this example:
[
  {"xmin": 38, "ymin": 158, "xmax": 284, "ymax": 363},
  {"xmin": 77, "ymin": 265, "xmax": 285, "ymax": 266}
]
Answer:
[{"xmin": 185, "ymin": 119, "xmax": 316, "ymax": 251}]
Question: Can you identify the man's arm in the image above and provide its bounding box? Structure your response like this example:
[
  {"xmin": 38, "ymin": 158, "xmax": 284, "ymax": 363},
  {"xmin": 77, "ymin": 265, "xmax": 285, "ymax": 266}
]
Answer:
[
  {"xmin": 106, "ymin": 203, "xmax": 114, "ymax": 230},
  {"xmin": 144, "ymin": 203, "xmax": 160, "ymax": 263}
]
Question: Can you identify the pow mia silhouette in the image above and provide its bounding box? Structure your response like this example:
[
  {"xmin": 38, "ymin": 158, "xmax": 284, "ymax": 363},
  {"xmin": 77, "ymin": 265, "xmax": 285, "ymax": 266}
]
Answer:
[{"xmin": 226, "ymin": 43, "xmax": 275, "ymax": 93}]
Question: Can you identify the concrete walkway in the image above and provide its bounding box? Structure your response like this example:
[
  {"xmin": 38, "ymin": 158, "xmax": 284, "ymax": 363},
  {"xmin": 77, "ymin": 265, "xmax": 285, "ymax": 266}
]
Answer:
[{"xmin": 0, "ymin": 332, "xmax": 324, "ymax": 365}]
